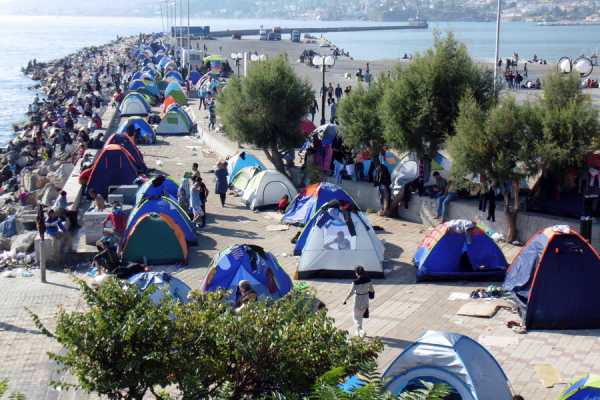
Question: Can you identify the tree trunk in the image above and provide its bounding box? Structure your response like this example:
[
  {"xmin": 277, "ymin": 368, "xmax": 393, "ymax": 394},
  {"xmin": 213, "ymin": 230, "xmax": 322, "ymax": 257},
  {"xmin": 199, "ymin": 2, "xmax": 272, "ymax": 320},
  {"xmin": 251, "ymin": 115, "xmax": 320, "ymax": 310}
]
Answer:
[
  {"xmin": 263, "ymin": 147, "xmax": 288, "ymax": 177},
  {"xmin": 505, "ymin": 179, "xmax": 521, "ymax": 243}
]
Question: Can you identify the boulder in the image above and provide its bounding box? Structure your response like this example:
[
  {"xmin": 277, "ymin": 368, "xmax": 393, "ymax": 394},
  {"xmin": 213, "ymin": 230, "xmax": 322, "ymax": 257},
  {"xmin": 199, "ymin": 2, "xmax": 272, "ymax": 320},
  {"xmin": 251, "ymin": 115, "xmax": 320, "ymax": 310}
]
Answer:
[
  {"xmin": 0, "ymin": 237, "xmax": 11, "ymax": 251},
  {"xmin": 10, "ymin": 232, "xmax": 37, "ymax": 254}
]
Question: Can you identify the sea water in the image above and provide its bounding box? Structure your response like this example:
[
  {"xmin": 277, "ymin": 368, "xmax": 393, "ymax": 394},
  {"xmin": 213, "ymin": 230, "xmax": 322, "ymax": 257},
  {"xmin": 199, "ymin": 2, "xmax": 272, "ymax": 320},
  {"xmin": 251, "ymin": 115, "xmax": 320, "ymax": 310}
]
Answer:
[{"xmin": 1, "ymin": 15, "xmax": 599, "ymax": 143}]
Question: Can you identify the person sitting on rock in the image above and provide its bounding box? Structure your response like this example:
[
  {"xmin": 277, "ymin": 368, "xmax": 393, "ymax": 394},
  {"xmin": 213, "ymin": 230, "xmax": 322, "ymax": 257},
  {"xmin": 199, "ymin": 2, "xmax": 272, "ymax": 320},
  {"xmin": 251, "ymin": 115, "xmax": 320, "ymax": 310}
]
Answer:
[{"xmin": 45, "ymin": 209, "xmax": 65, "ymax": 238}]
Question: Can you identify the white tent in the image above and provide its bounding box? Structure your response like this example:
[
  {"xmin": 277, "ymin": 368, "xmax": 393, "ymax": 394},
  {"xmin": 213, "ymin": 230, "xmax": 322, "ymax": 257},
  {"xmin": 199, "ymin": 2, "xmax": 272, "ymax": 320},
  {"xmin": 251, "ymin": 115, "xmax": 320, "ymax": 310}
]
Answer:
[
  {"xmin": 294, "ymin": 202, "xmax": 384, "ymax": 278},
  {"xmin": 119, "ymin": 94, "xmax": 150, "ymax": 117},
  {"xmin": 242, "ymin": 170, "xmax": 297, "ymax": 210},
  {"xmin": 383, "ymin": 331, "xmax": 512, "ymax": 400}
]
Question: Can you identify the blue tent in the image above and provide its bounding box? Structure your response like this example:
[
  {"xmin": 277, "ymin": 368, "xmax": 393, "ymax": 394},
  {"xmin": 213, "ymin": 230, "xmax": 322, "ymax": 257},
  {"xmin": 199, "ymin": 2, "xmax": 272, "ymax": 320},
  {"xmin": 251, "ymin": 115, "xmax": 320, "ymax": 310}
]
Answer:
[
  {"xmin": 503, "ymin": 226, "xmax": 600, "ymax": 330},
  {"xmin": 105, "ymin": 133, "xmax": 146, "ymax": 172},
  {"xmin": 383, "ymin": 331, "xmax": 512, "ymax": 400},
  {"xmin": 128, "ymin": 79, "xmax": 146, "ymax": 91},
  {"xmin": 86, "ymin": 144, "xmax": 139, "ymax": 197},
  {"xmin": 126, "ymin": 196, "xmax": 197, "ymax": 244},
  {"xmin": 164, "ymin": 81, "xmax": 184, "ymax": 97},
  {"xmin": 128, "ymin": 272, "xmax": 191, "ymax": 304},
  {"xmin": 227, "ymin": 152, "xmax": 266, "ymax": 184},
  {"xmin": 165, "ymin": 70, "xmax": 184, "ymax": 83},
  {"xmin": 201, "ymin": 244, "xmax": 293, "ymax": 303},
  {"xmin": 282, "ymin": 182, "xmax": 358, "ymax": 226},
  {"xmin": 414, "ymin": 220, "xmax": 507, "ymax": 281},
  {"xmin": 189, "ymin": 70, "xmax": 201, "ymax": 85},
  {"xmin": 136, "ymin": 175, "xmax": 179, "ymax": 204},
  {"xmin": 560, "ymin": 375, "xmax": 600, "ymax": 400},
  {"xmin": 117, "ymin": 117, "xmax": 156, "ymax": 145},
  {"xmin": 131, "ymin": 71, "xmax": 143, "ymax": 81}
]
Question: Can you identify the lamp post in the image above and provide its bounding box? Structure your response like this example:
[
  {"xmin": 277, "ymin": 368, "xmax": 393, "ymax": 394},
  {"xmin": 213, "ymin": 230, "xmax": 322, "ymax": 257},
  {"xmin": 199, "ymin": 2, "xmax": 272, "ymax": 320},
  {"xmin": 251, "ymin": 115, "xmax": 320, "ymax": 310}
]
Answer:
[
  {"xmin": 312, "ymin": 55, "xmax": 335, "ymax": 125},
  {"xmin": 231, "ymin": 52, "xmax": 243, "ymax": 76},
  {"xmin": 493, "ymin": 0, "xmax": 502, "ymax": 94}
]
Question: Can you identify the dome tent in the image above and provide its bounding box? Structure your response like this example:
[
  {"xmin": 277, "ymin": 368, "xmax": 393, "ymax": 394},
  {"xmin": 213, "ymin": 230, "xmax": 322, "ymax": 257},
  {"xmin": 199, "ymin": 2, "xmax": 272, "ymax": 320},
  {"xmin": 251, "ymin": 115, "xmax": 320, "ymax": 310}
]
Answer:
[
  {"xmin": 156, "ymin": 107, "xmax": 192, "ymax": 135},
  {"xmin": 282, "ymin": 182, "xmax": 358, "ymax": 226},
  {"xmin": 128, "ymin": 271, "xmax": 191, "ymax": 304},
  {"xmin": 86, "ymin": 144, "xmax": 139, "ymax": 197},
  {"xmin": 135, "ymin": 175, "xmax": 179, "ymax": 204},
  {"xmin": 122, "ymin": 213, "xmax": 188, "ymax": 265},
  {"xmin": 383, "ymin": 331, "xmax": 512, "ymax": 400},
  {"xmin": 119, "ymin": 93, "xmax": 151, "ymax": 117},
  {"xmin": 231, "ymin": 166, "xmax": 262, "ymax": 193},
  {"xmin": 227, "ymin": 151, "xmax": 266, "ymax": 184},
  {"xmin": 105, "ymin": 133, "xmax": 146, "ymax": 172},
  {"xmin": 414, "ymin": 220, "xmax": 508, "ymax": 281},
  {"xmin": 560, "ymin": 375, "xmax": 600, "ymax": 400},
  {"xmin": 503, "ymin": 225, "xmax": 600, "ymax": 330},
  {"xmin": 164, "ymin": 81, "xmax": 187, "ymax": 105},
  {"xmin": 295, "ymin": 201, "xmax": 384, "ymax": 279},
  {"xmin": 117, "ymin": 117, "xmax": 156, "ymax": 145},
  {"xmin": 242, "ymin": 170, "xmax": 297, "ymax": 210},
  {"xmin": 201, "ymin": 244, "xmax": 293, "ymax": 303},
  {"xmin": 126, "ymin": 196, "xmax": 197, "ymax": 244}
]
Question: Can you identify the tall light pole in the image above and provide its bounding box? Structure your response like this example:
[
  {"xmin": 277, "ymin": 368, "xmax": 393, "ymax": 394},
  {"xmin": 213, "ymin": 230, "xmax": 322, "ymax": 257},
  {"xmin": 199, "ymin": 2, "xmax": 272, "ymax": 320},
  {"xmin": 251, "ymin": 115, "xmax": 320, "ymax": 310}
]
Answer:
[
  {"xmin": 312, "ymin": 55, "xmax": 335, "ymax": 125},
  {"xmin": 187, "ymin": 0, "xmax": 191, "ymax": 54},
  {"xmin": 231, "ymin": 53, "xmax": 243, "ymax": 76},
  {"xmin": 493, "ymin": 0, "xmax": 502, "ymax": 93}
]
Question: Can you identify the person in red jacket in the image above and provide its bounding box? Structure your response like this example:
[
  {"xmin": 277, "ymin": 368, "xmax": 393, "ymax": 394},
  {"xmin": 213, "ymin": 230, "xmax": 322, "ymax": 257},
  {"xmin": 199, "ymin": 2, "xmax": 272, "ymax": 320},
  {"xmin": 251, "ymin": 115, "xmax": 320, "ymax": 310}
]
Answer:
[{"xmin": 277, "ymin": 194, "xmax": 289, "ymax": 213}]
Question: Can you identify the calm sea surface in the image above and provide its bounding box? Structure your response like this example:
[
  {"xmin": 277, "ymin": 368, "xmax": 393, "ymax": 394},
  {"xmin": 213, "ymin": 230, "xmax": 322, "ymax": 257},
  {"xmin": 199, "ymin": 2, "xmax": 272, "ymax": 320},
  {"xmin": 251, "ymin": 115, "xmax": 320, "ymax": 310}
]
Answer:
[{"xmin": 1, "ymin": 15, "xmax": 600, "ymax": 143}]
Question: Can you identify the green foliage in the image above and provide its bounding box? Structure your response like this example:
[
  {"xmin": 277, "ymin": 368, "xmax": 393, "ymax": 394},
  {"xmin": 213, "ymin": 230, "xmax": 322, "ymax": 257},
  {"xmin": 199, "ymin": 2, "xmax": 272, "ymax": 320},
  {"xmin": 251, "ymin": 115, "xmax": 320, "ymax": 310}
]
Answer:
[
  {"xmin": 380, "ymin": 32, "xmax": 495, "ymax": 158},
  {"xmin": 217, "ymin": 56, "xmax": 314, "ymax": 173},
  {"xmin": 32, "ymin": 280, "xmax": 381, "ymax": 400},
  {"xmin": 337, "ymin": 77, "xmax": 388, "ymax": 151},
  {"xmin": 538, "ymin": 72, "xmax": 600, "ymax": 172},
  {"xmin": 0, "ymin": 379, "xmax": 26, "ymax": 400}
]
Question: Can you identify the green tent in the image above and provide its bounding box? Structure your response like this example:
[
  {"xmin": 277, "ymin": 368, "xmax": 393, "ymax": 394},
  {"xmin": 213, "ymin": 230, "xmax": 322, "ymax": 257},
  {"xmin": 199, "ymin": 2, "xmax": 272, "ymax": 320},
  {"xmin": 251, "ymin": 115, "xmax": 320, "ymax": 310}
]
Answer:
[{"xmin": 122, "ymin": 213, "xmax": 188, "ymax": 265}]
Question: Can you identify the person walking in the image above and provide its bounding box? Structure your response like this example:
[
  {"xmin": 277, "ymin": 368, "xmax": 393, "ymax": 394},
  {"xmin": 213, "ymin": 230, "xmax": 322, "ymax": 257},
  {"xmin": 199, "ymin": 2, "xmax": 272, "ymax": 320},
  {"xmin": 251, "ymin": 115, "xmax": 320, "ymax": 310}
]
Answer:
[
  {"xmin": 330, "ymin": 99, "xmax": 337, "ymax": 124},
  {"xmin": 208, "ymin": 98, "xmax": 216, "ymax": 130},
  {"xmin": 486, "ymin": 182, "xmax": 496, "ymax": 223},
  {"xmin": 198, "ymin": 177, "xmax": 209, "ymax": 227},
  {"xmin": 309, "ymin": 98, "xmax": 318, "ymax": 123},
  {"xmin": 215, "ymin": 161, "xmax": 228, "ymax": 207},
  {"xmin": 343, "ymin": 266, "xmax": 374, "ymax": 337},
  {"xmin": 334, "ymin": 83, "xmax": 343, "ymax": 101},
  {"xmin": 373, "ymin": 160, "xmax": 391, "ymax": 216},
  {"xmin": 190, "ymin": 177, "xmax": 205, "ymax": 229}
]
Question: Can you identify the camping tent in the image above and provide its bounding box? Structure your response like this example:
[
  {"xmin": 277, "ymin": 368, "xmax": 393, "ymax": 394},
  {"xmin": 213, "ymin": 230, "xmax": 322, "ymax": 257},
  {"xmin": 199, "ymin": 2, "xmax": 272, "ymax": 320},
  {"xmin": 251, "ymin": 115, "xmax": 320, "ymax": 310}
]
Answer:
[
  {"xmin": 136, "ymin": 175, "xmax": 179, "ymax": 204},
  {"xmin": 227, "ymin": 151, "xmax": 266, "ymax": 184},
  {"xmin": 282, "ymin": 182, "xmax": 358, "ymax": 226},
  {"xmin": 560, "ymin": 375, "xmax": 600, "ymax": 400},
  {"xmin": 502, "ymin": 225, "xmax": 600, "ymax": 330},
  {"xmin": 117, "ymin": 117, "xmax": 156, "ymax": 144},
  {"xmin": 119, "ymin": 93, "xmax": 151, "ymax": 117},
  {"xmin": 202, "ymin": 244, "xmax": 293, "ymax": 302},
  {"xmin": 105, "ymin": 133, "xmax": 146, "ymax": 172},
  {"xmin": 86, "ymin": 144, "xmax": 139, "ymax": 197},
  {"xmin": 156, "ymin": 107, "xmax": 192, "ymax": 135},
  {"xmin": 414, "ymin": 220, "xmax": 508, "ymax": 281},
  {"xmin": 164, "ymin": 82, "xmax": 187, "ymax": 105},
  {"xmin": 162, "ymin": 96, "xmax": 177, "ymax": 113},
  {"xmin": 295, "ymin": 201, "xmax": 384, "ymax": 278},
  {"xmin": 164, "ymin": 70, "xmax": 184, "ymax": 84},
  {"xmin": 126, "ymin": 196, "xmax": 197, "ymax": 244},
  {"xmin": 231, "ymin": 166, "xmax": 262, "ymax": 193},
  {"xmin": 242, "ymin": 170, "xmax": 297, "ymax": 210},
  {"xmin": 128, "ymin": 271, "xmax": 191, "ymax": 304},
  {"xmin": 383, "ymin": 331, "xmax": 512, "ymax": 400},
  {"xmin": 122, "ymin": 213, "xmax": 188, "ymax": 265}
]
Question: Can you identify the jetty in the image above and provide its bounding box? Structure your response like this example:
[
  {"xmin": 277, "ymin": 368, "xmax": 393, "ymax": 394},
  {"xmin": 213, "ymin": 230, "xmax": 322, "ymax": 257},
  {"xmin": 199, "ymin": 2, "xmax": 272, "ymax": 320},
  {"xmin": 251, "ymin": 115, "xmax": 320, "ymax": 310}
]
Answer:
[{"xmin": 172, "ymin": 22, "xmax": 428, "ymax": 38}]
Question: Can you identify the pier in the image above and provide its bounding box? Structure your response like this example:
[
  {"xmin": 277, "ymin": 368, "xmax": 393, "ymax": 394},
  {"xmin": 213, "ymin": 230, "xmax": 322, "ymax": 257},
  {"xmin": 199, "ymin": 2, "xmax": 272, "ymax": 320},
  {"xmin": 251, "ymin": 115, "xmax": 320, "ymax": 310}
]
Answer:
[{"xmin": 172, "ymin": 23, "xmax": 429, "ymax": 38}]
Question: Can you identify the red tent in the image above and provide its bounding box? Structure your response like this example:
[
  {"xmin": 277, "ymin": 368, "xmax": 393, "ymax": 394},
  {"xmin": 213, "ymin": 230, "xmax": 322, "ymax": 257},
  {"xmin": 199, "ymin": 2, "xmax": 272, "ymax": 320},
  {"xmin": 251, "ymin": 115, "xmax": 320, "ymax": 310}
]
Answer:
[{"xmin": 300, "ymin": 119, "xmax": 316, "ymax": 136}]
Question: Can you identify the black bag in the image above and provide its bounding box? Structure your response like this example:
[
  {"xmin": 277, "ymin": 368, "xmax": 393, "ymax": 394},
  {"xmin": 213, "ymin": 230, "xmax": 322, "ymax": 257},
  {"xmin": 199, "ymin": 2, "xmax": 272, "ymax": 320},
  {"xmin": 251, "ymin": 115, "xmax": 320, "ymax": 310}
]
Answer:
[
  {"xmin": 368, "ymin": 290, "xmax": 375, "ymax": 300},
  {"xmin": 363, "ymin": 308, "xmax": 369, "ymax": 319}
]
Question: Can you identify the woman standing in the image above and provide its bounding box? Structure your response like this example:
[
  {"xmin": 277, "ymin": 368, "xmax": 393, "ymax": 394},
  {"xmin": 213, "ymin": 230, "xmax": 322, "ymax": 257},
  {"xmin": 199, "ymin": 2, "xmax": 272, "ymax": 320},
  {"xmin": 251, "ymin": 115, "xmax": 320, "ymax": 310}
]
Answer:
[
  {"xmin": 343, "ymin": 266, "xmax": 374, "ymax": 337},
  {"xmin": 214, "ymin": 161, "xmax": 228, "ymax": 207},
  {"xmin": 189, "ymin": 177, "xmax": 204, "ymax": 229}
]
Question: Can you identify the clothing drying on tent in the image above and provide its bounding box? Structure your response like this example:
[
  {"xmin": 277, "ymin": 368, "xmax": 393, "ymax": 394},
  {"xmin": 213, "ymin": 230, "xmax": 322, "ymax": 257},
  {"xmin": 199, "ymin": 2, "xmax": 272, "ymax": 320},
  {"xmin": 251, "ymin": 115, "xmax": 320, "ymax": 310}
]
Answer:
[
  {"xmin": 414, "ymin": 220, "xmax": 508, "ymax": 281},
  {"xmin": 560, "ymin": 374, "xmax": 600, "ymax": 400},
  {"xmin": 503, "ymin": 225, "xmax": 600, "ymax": 330},
  {"xmin": 282, "ymin": 182, "xmax": 358, "ymax": 226},
  {"xmin": 85, "ymin": 144, "xmax": 139, "ymax": 197},
  {"xmin": 105, "ymin": 133, "xmax": 146, "ymax": 171},
  {"xmin": 122, "ymin": 213, "xmax": 188, "ymax": 265},
  {"xmin": 202, "ymin": 244, "xmax": 293, "ymax": 303},
  {"xmin": 242, "ymin": 170, "xmax": 297, "ymax": 210},
  {"xmin": 117, "ymin": 117, "xmax": 156, "ymax": 144},
  {"xmin": 136, "ymin": 175, "xmax": 179, "ymax": 204},
  {"xmin": 156, "ymin": 107, "xmax": 192, "ymax": 135},
  {"xmin": 128, "ymin": 271, "xmax": 191, "ymax": 304},
  {"xmin": 295, "ymin": 201, "xmax": 384, "ymax": 278},
  {"xmin": 383, "ymin": 331, "xmax": 512, "ymax": 400},
  {"xmin": 126, "ymin": 196, "xmax": 197, "ymax": 244},
  {"xmin": 230, "ymin": 166, "xmax": 262, "ymax": 193},
  {"xmin": 227, "ymin": 152, "xmax": 266, "ymax": 184},
  {"xmin": 118, "ymin": 93, "xmax": 151, "ymax": 117}
]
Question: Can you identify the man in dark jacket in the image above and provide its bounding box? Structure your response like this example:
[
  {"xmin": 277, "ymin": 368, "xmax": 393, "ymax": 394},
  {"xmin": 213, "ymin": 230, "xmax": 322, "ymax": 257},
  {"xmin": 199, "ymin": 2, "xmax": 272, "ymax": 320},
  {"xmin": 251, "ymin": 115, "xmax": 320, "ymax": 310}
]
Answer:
[{"xmin": 373, "ymin": 161, "xmax": 391, "ymax": 216}]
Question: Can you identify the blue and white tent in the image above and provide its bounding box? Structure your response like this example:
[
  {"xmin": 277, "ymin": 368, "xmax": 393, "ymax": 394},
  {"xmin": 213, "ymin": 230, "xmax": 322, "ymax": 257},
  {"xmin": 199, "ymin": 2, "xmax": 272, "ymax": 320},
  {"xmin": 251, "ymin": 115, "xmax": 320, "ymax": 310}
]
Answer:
[
  {"xmin": 282, "ymin": 182, "xmax": 357, "ymax": 226},
  {"xmin": 128, "ymin": 271, "xmax": 191, "ymax": 304},
  {"xmin": 383, "ymin": 331, "xmax": 512, "ymax": 400},
  {"xmin": 227, "ymin": 151, "xmax": 266, "ymax": 184}
]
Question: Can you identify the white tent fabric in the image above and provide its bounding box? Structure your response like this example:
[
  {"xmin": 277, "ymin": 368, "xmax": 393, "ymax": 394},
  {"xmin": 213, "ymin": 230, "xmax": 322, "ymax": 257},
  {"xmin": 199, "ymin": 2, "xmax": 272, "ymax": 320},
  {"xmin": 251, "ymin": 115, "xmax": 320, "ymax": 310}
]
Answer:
[
  {"xmin": 156, "ymin": 111, "xmax": 190, "ymax": 135},
  {"xmin": 242, "ymin": 170, "xmax": 297, "ymax": 210},
  {"xmin": 231, "ymin": 166, "xmax": 261, "ymax": 194},
  {"xmin": 298, "ymin": 208, "xmax": 384, "ymax": 278},
  {"xmin": 119, "ymin": 96, "xmax": 149, "ymax": 117},
  {"xmin": 383, "ymin": 331, "xmax": 512, "ymax": 400}
]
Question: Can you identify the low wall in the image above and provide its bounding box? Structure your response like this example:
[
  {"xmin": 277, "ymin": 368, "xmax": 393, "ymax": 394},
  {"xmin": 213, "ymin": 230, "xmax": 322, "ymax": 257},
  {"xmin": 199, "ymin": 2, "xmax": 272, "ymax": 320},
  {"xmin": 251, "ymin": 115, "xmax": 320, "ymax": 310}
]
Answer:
[{"xmin": 398, "ymin": 196, "xmax": 600, "ymax": 250}]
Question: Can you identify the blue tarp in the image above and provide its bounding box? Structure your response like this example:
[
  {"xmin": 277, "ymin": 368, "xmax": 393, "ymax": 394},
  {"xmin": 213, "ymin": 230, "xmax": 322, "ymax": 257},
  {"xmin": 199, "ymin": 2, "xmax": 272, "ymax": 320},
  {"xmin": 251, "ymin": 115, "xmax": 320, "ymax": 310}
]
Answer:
[
  {"xmin": 202, "ymin": 244, "xmax": 293, "ymax": 303},
  {"xmin": 129, "ymin": 271, "xmax": 191, "ymax": 304}
]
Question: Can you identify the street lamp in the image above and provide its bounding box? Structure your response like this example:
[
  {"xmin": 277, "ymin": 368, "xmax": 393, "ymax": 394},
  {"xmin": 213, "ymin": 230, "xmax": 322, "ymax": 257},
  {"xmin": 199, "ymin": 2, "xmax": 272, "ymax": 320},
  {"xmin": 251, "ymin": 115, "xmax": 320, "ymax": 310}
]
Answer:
[
  {"xmin": 493, "ymin": 0, "xmax": 502, "ymax": 94},
  {"xmin": 231, "ymin": 52, "xmax": 243, "ymax": 76},
  {"xmin": 250, "ymin": 54, "xmax": 267, "ymax": 62},
  {"xmin": 312, "ymin": 55, "xmax": 335, "ymax": 125}
]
